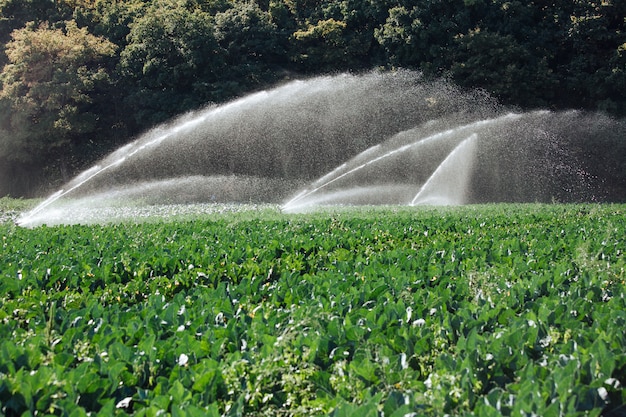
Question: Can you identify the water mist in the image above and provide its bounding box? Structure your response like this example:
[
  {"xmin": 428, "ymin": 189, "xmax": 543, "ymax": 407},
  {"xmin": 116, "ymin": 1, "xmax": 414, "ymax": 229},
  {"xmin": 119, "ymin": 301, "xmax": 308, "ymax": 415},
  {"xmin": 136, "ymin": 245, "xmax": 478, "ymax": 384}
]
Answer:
[{"xmin": 18, "ymin": 70, "xmax": 619, "ymax": 226}]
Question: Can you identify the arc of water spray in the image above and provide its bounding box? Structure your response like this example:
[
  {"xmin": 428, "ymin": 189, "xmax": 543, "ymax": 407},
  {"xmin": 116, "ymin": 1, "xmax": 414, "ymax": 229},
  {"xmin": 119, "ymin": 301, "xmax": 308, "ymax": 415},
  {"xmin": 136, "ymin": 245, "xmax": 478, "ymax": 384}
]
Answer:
[
  {"xmin": 311, "ymin": 144, "xmax": 381, "ymax": 187},
  {"xmin": 410, "ymin": 133, "xmax": 478, "ymax": 206},
  {"xmin": 282, "ymin": 113, "xmax": 521, "ymax": 211},
  {"xmin": 19, "ymin": 84, "xmax": 320, "ymax": 225},
  {"xmin": 283, "ymin": 142, "xmax": 416, "ymax": 209},
  {"xmin": 18, "ymin": 115, "xmax": 210, "ymax": 224}
]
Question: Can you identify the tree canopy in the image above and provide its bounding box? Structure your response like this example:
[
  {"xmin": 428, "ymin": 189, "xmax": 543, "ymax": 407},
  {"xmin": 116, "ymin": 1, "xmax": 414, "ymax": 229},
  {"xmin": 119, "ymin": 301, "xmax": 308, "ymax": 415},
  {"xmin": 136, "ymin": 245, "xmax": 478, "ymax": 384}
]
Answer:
[
  {"xmin": 0, "ymin": 0, "xmax": 625, "ymax": 197},
  {"xmin": 0, "ymin": 19, "xmax": 117, "ymax": 194}
]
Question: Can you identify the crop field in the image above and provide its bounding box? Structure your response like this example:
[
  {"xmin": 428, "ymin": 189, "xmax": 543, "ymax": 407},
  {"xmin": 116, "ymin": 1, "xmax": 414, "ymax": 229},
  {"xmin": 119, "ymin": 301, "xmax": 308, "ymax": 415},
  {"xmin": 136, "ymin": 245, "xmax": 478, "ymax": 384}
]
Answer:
[{"xmin": 1, "ymin": 203, "xmax": 625, "ymax": 416}]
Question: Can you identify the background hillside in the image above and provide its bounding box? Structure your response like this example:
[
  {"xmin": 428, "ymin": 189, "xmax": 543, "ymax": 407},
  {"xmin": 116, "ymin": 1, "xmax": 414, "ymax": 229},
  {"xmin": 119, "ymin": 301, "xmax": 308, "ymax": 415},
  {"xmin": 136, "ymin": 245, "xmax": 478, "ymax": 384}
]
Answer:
[{"xmin": 0, "ymin": 0, "xmax": 624, "ymax": 198}]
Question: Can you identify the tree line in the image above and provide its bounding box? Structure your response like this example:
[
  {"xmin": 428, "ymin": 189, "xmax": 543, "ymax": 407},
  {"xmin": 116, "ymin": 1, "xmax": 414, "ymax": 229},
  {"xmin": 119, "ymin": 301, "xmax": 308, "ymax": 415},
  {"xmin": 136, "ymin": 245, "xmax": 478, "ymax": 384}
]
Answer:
[{"xmin": 0, "ymin": 0, "xmax": 625, "ymax": 197}]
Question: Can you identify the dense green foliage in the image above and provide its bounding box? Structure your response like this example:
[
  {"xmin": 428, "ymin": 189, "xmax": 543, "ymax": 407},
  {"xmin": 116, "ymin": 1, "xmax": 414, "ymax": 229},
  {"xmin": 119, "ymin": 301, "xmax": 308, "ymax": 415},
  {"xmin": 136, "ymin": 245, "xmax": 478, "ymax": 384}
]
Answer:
[
  {"xmin": 0, "ymin": 0, "xmax": 625, "ymax": 196},
  {"xmin": 1, "ymin": 204, "xmax": 625, "ymax": 416}
]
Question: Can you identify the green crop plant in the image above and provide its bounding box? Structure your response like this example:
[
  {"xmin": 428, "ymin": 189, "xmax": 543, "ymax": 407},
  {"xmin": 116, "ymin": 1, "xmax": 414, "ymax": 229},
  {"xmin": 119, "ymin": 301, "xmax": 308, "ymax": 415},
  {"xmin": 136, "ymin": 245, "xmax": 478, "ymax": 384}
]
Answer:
[{"xmin": 1, "ymin": 204, "xmax": 625, "ymax": 416}]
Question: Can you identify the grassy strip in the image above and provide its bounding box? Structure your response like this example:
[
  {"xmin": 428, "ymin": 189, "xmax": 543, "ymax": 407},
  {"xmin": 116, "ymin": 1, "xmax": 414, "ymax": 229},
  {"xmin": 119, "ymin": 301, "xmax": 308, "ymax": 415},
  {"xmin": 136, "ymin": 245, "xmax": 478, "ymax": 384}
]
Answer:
[{"xmin": 1, "ymin": 204, "xmax": 625, "ymax": 416}]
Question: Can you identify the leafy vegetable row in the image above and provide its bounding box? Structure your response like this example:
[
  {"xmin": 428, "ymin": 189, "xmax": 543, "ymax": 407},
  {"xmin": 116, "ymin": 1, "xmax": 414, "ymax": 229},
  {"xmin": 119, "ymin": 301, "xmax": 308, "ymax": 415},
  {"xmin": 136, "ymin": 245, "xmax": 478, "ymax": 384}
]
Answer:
[{"xmin": 1, "ymin": 204, "xmax": 624, "ymax": 416}]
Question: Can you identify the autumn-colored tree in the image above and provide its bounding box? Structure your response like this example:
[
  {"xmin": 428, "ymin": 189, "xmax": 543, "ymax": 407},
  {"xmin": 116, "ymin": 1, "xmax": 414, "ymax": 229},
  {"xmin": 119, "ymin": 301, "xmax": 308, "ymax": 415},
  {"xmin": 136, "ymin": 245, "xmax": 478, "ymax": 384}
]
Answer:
[{"xmin": 0, "ymin": 20, "xmax": 116, "ymax": 195}]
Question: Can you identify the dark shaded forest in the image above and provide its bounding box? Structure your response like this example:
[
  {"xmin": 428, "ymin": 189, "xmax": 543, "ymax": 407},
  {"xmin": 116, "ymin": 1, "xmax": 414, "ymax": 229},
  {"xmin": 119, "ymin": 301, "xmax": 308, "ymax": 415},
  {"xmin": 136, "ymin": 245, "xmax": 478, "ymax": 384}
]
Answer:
[{"xmin": 0, "ymin": 0, "xmax": 625, "ymax": 198}]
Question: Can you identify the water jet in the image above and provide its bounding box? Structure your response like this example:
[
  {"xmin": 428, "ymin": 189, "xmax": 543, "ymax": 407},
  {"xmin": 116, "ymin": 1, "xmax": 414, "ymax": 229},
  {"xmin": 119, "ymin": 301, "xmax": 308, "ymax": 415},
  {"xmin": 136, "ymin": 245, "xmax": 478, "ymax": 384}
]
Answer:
[{"xmin": 17, "ymin": 70, "xmax": 622, "ymax": 226}]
